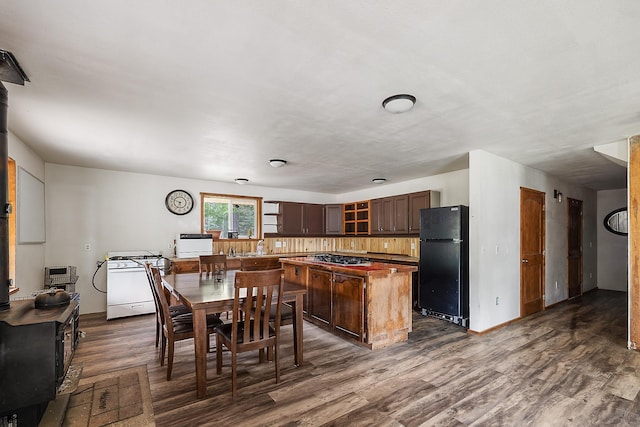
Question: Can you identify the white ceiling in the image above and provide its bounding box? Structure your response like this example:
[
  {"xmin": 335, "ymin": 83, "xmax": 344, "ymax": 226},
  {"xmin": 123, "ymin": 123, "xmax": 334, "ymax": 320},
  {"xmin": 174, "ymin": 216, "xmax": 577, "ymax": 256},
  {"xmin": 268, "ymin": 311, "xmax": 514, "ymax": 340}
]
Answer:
[{"xmin": 1, "ymin": 1, "xmax": 637, "ymax": 193}]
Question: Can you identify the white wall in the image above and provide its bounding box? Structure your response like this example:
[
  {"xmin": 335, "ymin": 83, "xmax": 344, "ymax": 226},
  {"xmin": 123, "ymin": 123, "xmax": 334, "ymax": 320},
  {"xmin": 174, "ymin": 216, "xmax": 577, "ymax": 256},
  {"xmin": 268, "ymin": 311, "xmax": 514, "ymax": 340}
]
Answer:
[
  {"xmin": 337, "ymin": 169, "xmax": 469, "ymax": 207},
  {"xmin": 597, "ymin": 188, "xmax": 627, "ymax": 291},
  {"xmin": 468, "ymin": 150, "xmax": 597, "ymax": 332},
  {"xmin": 45, "ymin": 163, "xmax": 471, "ymax": 314},
  {"xmin": 44, "ymin": 163, "xmax": 338, "ymax": 314},
  {"xmin": 7, "ymin": 131, "xmax": 45, "ymax": 298}
]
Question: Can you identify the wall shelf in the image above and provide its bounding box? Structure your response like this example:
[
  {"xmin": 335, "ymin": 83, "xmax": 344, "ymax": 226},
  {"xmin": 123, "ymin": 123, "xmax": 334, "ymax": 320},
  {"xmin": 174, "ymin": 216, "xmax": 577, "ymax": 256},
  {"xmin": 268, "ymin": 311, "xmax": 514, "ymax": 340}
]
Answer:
[{"xmin": 343, "ymin": 200, "xmax": 369, "ymax": 235}]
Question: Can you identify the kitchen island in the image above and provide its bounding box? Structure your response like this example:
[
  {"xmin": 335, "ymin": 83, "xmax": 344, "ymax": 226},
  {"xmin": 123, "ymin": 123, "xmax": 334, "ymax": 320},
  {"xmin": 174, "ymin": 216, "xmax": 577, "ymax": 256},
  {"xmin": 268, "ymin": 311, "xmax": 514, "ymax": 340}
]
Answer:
[{"xmin": 281, "ymin": 255, "xmax": 417, "ymax": 349}]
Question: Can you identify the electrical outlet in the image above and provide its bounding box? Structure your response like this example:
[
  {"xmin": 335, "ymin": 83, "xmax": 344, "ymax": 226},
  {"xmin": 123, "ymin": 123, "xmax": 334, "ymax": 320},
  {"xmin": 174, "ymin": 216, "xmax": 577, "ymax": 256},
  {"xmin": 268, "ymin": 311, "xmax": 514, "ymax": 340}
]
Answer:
[
  {"xmin": 275, "ymin": 241, "xmax": 282, "ymax": 248},
  {"xmin": 351, "ymin": 240, "xmax": 355, "ymax": 248},
  {"xmin": 411, "ymin": 242, "xmax": 415, "ymax": 250},
  {"xmin": 384, "ymin": 242, "xmax": 388, "ymax": 249},
  {"xmin": 282, "ymin": 241, "xmax": 287, "ymax": 247},
  {"xmin": 168, "ymin": 242, "xmax": 173, "ymax": 249},
  {"xmin": 495, "ymin": 296, "xmax": 499, "ymax": 306},
  {"xmin": 84, "ymin": 243, "xmax": 91, "ymax": 251}
]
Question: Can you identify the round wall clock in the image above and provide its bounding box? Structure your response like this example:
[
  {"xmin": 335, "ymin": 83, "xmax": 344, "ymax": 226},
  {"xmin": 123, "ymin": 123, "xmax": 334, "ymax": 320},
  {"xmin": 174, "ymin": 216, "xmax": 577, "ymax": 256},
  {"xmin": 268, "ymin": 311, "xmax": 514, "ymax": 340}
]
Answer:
[{"xmin": 165, "ymin": 190, "xmax": 194, "ymax": 215}]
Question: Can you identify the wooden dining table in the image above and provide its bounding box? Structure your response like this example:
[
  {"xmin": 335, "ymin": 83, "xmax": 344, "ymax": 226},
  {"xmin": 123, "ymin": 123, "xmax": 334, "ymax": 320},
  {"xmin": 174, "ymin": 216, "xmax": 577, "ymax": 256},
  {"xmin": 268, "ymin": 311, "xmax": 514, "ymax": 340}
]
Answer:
[{"xmin": 162, "ymin": 270, "xmax": 307, "ymax": 398}]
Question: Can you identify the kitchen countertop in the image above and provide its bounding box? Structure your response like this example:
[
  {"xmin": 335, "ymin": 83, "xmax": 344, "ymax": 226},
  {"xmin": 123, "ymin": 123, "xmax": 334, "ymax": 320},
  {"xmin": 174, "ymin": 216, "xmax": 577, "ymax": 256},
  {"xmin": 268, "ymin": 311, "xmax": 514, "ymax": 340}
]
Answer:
[
  {"xmin": 170, "ymin": 252, "xmax": 310, "ymax": 262},
  {"xmin": 280, "ymin": 256, "xmax": 417, "ymax": 277},
  {"xmin": 172, "ymin": 251, "xmax": 418, "ymax": 264}
]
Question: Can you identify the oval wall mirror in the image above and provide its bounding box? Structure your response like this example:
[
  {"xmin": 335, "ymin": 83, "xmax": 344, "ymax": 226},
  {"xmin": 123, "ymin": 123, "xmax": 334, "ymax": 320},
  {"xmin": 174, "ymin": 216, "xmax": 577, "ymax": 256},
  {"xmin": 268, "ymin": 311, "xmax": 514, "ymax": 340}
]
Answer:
[{"xmin": 603, "ymin": 207, "xmax": 628, "ymax": 236}]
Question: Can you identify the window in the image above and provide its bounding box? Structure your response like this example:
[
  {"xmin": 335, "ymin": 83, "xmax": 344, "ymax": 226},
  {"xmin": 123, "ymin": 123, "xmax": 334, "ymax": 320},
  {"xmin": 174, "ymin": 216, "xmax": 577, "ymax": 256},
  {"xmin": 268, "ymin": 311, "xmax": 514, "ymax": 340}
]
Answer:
[
  {"xmin": 603, "ymin": 207, "xmax": 628, "ymax": 236},
  {"xmin": 201, "ymin": 193, "xmax": 262, "ymax": 239}
]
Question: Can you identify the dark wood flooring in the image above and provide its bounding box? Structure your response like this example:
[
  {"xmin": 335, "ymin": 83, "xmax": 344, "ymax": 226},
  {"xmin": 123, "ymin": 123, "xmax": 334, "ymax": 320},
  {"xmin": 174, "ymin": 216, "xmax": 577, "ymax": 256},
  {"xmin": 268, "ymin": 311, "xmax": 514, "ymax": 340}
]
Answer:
[{"xmin": 73, "ymin": 290, "xmax": 640, "ymax": 426}]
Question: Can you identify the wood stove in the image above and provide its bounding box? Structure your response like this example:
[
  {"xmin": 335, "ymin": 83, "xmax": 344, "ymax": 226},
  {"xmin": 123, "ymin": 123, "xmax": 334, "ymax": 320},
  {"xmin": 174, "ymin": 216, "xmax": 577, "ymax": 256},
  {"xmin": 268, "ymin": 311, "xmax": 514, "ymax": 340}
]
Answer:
[{"xmin": 0, "ymin": 299, "xmax": 79, "ymax": 425}]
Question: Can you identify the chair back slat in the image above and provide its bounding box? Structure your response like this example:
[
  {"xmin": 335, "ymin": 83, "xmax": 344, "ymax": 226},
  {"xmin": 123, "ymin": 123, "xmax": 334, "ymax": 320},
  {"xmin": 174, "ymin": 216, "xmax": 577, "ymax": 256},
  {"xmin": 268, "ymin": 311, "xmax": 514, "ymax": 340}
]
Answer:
[
  {"xmin": 148, "ymin": 266, "xmax": 175, "ymax": 337},
  {"xmin": 232, "ymin": 269, "xmax": 282, "ymax": 349},
  {"xmin": 200, "ymin": 254, "xmax": 227, "ymax": 276},
  {"xmin": 145, "ymin": 263, "xmax": 164, "ymax": 320}
]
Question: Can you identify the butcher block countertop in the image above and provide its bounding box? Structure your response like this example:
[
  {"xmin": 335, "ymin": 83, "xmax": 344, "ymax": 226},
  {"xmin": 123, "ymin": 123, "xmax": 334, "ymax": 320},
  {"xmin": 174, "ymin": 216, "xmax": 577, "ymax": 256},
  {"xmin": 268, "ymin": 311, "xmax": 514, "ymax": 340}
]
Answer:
[
  {"xmin": 171, "ymin": 251, "xmax": 418, "ymax": 264},
  {"xmin": 280, "ymin": 256, "xmax": 417, "ymax": 277},
  {"xmin": 171, "ymin": 251, "xmax": 418, "ymax": 275}
]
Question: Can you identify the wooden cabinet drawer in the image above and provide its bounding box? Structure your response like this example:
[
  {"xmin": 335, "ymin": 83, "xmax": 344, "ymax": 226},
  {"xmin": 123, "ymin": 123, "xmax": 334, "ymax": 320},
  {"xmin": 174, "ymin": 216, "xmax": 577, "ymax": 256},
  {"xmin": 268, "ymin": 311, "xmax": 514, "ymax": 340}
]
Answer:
[{"xmin": 171, "ymin": 259, "xmax": 200, "ymax": 274}]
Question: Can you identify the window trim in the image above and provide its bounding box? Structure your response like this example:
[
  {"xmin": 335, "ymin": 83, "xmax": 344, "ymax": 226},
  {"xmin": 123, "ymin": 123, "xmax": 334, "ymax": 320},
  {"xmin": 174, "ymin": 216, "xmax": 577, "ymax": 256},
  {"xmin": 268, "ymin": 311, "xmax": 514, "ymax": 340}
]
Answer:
[
  {"xmin": 8, "ymin": 158, "xmax": 15, "ymax": 283},
  {"xmin": 200, "ymin": 192, "xmax": 263, "ymax": 239}
]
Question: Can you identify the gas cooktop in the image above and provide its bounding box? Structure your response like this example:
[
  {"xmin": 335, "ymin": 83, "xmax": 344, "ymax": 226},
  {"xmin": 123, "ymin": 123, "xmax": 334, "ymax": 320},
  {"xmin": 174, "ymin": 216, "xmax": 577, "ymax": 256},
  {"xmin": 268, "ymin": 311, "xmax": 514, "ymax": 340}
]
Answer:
[{"xmin": 313, "ymin": 254, "xmax": 370, "ymax": 265}]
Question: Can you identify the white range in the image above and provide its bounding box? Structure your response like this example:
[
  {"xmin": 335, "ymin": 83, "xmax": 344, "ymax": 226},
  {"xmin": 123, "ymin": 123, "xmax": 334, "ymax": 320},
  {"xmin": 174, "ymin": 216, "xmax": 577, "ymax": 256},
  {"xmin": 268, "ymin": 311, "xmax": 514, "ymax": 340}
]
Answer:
[{"xmin": 106, "ymin": 251, "xmax": 165, "ymax": 320}]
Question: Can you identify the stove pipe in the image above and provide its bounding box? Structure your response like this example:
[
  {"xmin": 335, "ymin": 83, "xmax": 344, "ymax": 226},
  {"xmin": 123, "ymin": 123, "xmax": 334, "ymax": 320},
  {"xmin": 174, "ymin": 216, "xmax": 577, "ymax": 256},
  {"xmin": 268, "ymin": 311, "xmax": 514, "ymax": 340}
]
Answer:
[{"xmin": 0, "ymin": 82, "xmax": 9, "ymax": 310}]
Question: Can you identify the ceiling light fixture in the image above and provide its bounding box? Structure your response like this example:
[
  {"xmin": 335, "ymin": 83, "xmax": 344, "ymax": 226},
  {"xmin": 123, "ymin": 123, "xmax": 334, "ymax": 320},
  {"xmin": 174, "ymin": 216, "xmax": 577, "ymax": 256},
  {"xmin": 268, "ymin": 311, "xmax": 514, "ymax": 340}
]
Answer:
[
  {"xmin": 269, "ymin": 159, "xmax": 287, "ymax": 168},
  {"xmin": 372, "ymin": 178, "xmax": 386, "ymax": 184},
  {"xmin": 382, "ymin": 94, "xmax": 416, "ymax": 114},
  {"xmin": 234, "ymin": 178, "xmax": 249, "ymax": 184}
]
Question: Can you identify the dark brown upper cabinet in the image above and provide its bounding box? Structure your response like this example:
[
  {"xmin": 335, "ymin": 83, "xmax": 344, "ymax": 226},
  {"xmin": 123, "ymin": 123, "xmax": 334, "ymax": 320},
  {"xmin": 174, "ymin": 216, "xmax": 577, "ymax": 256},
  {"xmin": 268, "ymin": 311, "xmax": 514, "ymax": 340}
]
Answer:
[
  {"xmin": 372, "ymin": 190, "xmax": 440, "ymax": 235},
  {"xmin": 278, "ymin": 202, "xmax": 324, "ymax": 236}
]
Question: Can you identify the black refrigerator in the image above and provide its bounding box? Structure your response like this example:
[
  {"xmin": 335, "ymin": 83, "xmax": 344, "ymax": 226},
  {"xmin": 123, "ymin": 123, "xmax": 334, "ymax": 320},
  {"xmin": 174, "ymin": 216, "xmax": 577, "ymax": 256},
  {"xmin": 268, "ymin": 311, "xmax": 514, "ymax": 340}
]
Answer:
[{"xmin": 419, "ymin": 205, "xmax": 469, "ymax": 328}]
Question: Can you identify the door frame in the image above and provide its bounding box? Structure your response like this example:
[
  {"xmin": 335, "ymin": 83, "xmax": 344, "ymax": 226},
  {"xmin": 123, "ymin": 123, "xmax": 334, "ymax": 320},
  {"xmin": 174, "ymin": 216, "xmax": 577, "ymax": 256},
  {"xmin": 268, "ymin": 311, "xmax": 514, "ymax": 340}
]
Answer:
[{"xmin": 567, "ymin": 198, "xmax": 583, "ymax": 299}]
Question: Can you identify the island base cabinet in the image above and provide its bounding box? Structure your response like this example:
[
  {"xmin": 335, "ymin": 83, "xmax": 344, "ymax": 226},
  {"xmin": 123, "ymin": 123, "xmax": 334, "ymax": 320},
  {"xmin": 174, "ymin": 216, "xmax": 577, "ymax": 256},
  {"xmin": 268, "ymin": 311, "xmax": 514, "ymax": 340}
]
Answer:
[
  {"xmin": 367, "ymin": 272, "xmax": 412, "ymax": 348},
  {"xmin": 333, "ymin": 273, "xmax": 365, "ymax": 341},
  {"xmin": 281, "ymin": 258, "xmax": 415, "ymax": 349},
  {"xmin": 283, "ymin": 263, "xmax": 309, "ymax": 314},
  {"xmin": 309, "ymin": 268, "xmax": 332, "ymax": 325}
]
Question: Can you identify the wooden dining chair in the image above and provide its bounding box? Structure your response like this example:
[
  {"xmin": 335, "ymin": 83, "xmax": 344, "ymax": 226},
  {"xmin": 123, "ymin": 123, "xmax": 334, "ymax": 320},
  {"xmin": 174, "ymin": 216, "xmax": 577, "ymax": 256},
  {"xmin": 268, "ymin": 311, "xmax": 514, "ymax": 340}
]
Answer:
[
  {"xmin": 240, "ymin": 259, "xmax": 292, "ymax": 331},
  {"xmin": 144, "ymin": 263, "xmax": 189, "ymax": 348},
  {"xmin": 214, "ymin": 269, "xmax": 283, "ymax": 397},
  {"xmin": 149, "ymin": 266, "xmax": 223, "ymax": 380},
  {"xmin": 199, "ymin": 254, "xmax": 227, "ymax": 278}
]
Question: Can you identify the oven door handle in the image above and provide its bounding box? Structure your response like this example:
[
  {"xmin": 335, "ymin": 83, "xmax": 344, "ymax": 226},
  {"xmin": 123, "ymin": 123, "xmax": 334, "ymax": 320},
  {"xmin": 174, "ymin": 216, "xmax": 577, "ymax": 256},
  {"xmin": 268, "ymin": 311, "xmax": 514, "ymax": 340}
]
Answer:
[{"xmin": 107, "ymin": 267, "xmax": 146, "ymax": 273}]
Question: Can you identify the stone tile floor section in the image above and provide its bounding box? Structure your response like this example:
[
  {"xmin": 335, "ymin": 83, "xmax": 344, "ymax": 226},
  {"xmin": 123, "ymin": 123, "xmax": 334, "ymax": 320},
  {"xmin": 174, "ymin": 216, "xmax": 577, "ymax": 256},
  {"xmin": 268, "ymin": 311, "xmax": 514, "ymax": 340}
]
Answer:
[{"xmin": 64, "ymin": 370, "xmax": 144, "ymax": 427}]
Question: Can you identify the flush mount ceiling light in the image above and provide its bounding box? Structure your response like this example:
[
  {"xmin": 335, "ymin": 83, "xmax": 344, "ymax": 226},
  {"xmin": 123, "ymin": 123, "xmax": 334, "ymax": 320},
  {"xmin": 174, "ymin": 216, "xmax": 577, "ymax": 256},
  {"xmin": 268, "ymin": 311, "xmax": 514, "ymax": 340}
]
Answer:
[
  {"xmin": 372, "ymin": 178, "xmax": 387, "ymax": 184},
  {"xmin": 0, "ymin": 49, "xmax": 29, "ymax": 85},
  {"xmin": 382, "ymin": 94, "xmax": 416, "ymax": 114},
  {"xmin": 234, "ymin": 178, "xmax": 249, "ymax": 184},
  {"xmin": 269, "ymin": 159, "xmax": 287, "ymax": 168}
]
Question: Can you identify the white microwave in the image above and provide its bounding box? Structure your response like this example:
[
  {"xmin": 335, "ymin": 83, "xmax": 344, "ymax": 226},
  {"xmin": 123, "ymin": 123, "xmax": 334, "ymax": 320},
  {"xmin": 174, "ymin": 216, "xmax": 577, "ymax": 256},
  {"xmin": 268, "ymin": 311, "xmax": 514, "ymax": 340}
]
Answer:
[{"xmin": 175, "ymin": 233, "xmax": 213, "ymax": 258}]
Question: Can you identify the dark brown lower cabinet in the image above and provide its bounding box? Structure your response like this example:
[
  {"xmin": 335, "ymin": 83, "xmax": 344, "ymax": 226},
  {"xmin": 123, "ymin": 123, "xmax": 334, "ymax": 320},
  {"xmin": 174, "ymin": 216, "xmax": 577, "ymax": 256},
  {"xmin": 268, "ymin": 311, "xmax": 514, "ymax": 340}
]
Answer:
[
  {"xmin": 309, "ymin": 268, "xmax": 366, "ymax": 342},
  {"xmin": 333, "ymin": 273, "xmax": 365, "ymax": 340},
  {"xmin": 309, "ymin": 268, "xmax": 332, "ymax": 325}
]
